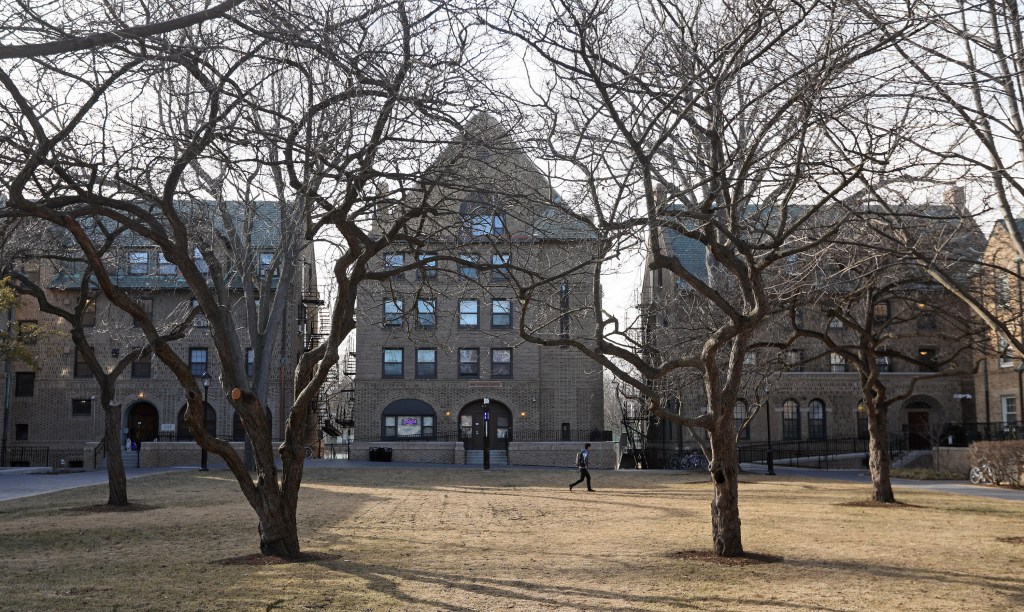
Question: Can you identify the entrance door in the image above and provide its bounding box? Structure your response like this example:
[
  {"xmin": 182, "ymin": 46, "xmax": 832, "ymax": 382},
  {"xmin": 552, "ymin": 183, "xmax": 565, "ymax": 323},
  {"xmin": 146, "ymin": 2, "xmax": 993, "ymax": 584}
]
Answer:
[
  {"xmin": 459, "ymin": 400, "xmax": 511, "ymax": 451},
  {"xmin": 127, "ymin": 403, "xmax": 159, "ymax": 446},
  {"xmin": 907, "ymin": 410, "xmax": 930, "ymax": 450}
]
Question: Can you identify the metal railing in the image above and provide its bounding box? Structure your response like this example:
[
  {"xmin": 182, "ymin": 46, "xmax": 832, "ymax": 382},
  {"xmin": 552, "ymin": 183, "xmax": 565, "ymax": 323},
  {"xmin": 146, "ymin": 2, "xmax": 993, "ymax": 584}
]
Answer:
[
  {"xmin": 738, "ymin": 433, "xmax": 909, "ymax": 469},
  {"xmin": 941, "ymin": 422, "xmax": 1020, "ymax": 446},
  {"xmin": 5, "ymin": 446, "xmax": 85, "ymax": 469},
  {"xmin": 357, "ymin": 429, "xmax": 612, "ymax": 445}
]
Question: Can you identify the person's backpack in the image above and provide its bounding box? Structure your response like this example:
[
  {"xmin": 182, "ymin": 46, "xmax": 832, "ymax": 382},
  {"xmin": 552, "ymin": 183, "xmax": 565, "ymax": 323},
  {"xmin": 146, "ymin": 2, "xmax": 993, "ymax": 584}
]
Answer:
[{"xmin": 576, "ymin": 451, "xmax": 586, "ymax": 468}]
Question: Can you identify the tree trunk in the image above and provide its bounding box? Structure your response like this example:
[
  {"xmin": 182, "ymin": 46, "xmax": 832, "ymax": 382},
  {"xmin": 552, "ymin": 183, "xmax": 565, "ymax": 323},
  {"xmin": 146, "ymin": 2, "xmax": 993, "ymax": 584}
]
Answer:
[
  {"xmin": 708, "ymin": 422, "xmax": 743, "ymax": 556},
  {"xmin": 867, "ymin": 407, "xmax": 895, "ymax": 503},
  {"xmin": 102, "ymin": 398, "xmax": 128, "ymax": 506},
  {"xmin": 252, "ymin": 478, "xmax": 301, "ymax": 556}
]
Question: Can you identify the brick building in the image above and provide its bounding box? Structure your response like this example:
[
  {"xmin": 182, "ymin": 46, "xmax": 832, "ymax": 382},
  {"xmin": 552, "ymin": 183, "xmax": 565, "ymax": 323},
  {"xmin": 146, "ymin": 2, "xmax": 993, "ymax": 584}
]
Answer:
[
  {"xmin": 973, "ymin": 218, "xmax": 1023, "ymax": 437},
  {"xmin": 351, "ymin": 115, "xmax": 608, "ymax": 466},
  {"xmin": 1, "ymin": 204, "xmax": 318, "ymax": 468},
  {"xmin": 641, "ymin": 189, "xmax": 981, "ymax": 466}
]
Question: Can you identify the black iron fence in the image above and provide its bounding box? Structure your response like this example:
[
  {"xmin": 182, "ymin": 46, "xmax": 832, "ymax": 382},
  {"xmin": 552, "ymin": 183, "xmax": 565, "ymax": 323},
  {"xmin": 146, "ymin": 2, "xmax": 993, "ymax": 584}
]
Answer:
[
  {"xmin": 363, "ymin": 429, "xmax": 613, "ymax": 444},
  {"xmin": 940, "ymin": 422, "xmax": 1019, "ymax": 446},
  {"xmin": 5, "ymin": 446, "xmax": 85, "ymax": 469},
  {"xmin": 737, "ymin": 434, "xmax": 909, "ymax": 468}
]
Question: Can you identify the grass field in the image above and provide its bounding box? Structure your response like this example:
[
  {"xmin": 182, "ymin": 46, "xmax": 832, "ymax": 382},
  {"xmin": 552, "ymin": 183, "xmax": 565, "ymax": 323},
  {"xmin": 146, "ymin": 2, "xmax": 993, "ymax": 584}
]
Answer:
[{"xmin": 1, "ymin": 465, "xmax": 1021, "ymax": 611}]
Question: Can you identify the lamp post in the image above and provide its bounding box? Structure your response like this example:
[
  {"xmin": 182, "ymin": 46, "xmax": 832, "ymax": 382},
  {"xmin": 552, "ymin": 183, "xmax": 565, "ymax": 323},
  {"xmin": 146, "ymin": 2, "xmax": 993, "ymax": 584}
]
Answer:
[
  {"xmin": 200, "ymin": 371, "xmax": 210, "ymax": 471},
  {"xmin": 765, "ymin": 385, "xmax": 775, "ymax": 476},
  {"xmin": 482, "ymin": 397, "xmax": 491, "ymax": 470}
]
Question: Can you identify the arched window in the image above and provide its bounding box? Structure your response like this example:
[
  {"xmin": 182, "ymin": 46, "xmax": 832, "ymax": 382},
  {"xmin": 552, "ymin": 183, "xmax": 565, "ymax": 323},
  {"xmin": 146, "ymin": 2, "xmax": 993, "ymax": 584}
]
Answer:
[
  {"xmin": 857, "ymin": 403, "xmax": 869, "ymax": 440},
  {"xmin": 733, "ymin": 400, "xmax": 749, "ymax": 440},
  {"xmin": 783, "ymin": 399, "xmax": 800, "ymax": 440},
  {"xmin": 808, "ymin": 399, "xmax": 826, "ymax": 440},
  {"xmin": 381, "ymin": 399, "xmax": 436, "ymax": 440},
  {"xmin": 177, "ymin": 403, "xmax": 216, "ymax": 441}
]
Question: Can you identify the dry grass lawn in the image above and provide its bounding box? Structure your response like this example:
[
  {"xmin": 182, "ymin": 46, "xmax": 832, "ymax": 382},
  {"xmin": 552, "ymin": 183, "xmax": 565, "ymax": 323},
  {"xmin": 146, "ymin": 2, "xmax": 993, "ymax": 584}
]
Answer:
[{"xmin": 1, "ymin": 465, "xmax": 1021, "ymax": 611}]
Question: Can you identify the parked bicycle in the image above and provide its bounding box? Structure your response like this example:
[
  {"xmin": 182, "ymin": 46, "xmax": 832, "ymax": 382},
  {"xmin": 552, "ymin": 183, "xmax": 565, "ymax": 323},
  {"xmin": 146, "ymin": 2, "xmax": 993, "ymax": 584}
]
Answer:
[
  {"xmin": 668, "ymin": 450, "xmax": 710, "ymax": 471},
  {"xmin": 969, "ymin": 463, "xmax": 1002, "ymax": 485}
]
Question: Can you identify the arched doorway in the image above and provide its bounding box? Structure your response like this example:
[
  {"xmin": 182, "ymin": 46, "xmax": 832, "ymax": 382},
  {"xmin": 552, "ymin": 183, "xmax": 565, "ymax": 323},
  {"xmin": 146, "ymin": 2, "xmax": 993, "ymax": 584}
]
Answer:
[
  {"xmin": 905, "ymin": 401, "xmax": 932, "ymax": 450},
  {"xmin": 176, "ymin": 403, "xmax": 217, "ymax": 441},
  {"xmin": 126, "ymin": 402, "xmax": 159, "ymax": 447},
  {"xmin": 458, "ymin": 399, "xmax": 511, "ymax": 451}
]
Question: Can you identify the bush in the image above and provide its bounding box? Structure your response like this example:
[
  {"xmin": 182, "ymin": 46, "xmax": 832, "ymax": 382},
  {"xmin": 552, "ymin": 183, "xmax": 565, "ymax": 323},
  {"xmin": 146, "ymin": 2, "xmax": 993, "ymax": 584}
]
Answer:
[
  {"xmin": 891, "ymin": 467, "xmax": 964, "ymax": 481},
  {"xmin": 968, "ymin": 441, "xmax": 1024, "ymax": 487}
]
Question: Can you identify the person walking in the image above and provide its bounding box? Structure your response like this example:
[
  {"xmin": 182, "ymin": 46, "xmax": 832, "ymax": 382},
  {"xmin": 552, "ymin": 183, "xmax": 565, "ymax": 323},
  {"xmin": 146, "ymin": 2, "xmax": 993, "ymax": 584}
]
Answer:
[{"xmin": 570, "ymin": 443, "xmax": 594, "ymax": 491}]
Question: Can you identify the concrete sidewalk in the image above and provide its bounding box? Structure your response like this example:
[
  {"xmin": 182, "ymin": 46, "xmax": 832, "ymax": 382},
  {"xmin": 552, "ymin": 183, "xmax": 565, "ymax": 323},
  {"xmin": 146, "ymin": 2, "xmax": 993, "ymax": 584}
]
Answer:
[
  {"xmin": 740, "ymin": 462, "xmax": 1024, "ymax": 502},
  {"xmin": 0, "ymin": 466, "xmax": 192, "ymax": 502}
]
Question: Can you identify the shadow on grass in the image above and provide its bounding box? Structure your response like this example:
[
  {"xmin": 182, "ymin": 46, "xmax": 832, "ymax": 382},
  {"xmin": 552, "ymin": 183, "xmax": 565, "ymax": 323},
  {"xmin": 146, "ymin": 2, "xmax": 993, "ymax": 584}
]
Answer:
[{"xmin": 289, "ymin": 556, "xmax": 842, "ymax": 612}]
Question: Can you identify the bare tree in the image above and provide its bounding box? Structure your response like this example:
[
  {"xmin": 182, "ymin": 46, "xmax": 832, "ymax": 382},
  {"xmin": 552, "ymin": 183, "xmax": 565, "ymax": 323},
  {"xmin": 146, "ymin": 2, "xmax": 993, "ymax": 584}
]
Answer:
[
  {"xmin": 491, "ymin": 0, "xmax": 907, "ymax": 556},
  {"xmin": 785, "ymin": 204, "xmax": 984, "ymax": 502},
  {"xmin": 0, "ymin": 0, "xmax": 495, "ymax": 555}
]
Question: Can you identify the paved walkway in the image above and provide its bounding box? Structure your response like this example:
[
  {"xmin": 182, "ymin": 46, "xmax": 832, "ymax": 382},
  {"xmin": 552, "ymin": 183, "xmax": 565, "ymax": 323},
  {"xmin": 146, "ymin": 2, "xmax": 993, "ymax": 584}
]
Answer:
[
  {"xmin": 2, "ymin": 461, "xmax": 1022, "ymax": 502},
  {"xmin": 0, "ymin": 466, "xmax": 192, "ymax": 502}
]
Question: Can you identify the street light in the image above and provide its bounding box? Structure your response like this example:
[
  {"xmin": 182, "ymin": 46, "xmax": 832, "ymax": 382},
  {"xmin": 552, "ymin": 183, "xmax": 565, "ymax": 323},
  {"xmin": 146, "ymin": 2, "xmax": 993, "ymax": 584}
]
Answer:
[
  {"xmin": 482, "ymin": 397, "xmax": 491, "ymax": 470},
  {"xmin": 200, "ymin": 371, "xmax": 210, "ymax": 471}
]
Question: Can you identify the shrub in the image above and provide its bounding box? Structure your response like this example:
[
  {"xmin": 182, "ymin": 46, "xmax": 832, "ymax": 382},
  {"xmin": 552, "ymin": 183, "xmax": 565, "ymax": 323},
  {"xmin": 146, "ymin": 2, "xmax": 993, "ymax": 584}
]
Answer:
[{"xmin": 968, "ymin": 441, "xmax": 1024, "ymax": 487}]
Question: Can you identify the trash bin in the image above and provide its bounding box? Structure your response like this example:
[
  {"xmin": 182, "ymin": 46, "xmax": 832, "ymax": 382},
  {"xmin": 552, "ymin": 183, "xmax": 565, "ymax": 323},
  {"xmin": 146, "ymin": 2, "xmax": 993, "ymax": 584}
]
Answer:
[
  {"xmin": 383, "ymin": 447, "xmax": 393, "ymax": 462},
  {"xmin": 369, "ymin": 447, "xmax": 381, "ymax": 461}
]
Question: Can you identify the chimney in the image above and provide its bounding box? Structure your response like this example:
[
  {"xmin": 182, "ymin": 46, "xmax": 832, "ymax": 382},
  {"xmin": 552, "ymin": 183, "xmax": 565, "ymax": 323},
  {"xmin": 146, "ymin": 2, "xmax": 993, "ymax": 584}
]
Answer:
[{"xmin": 944, "ymin": 185, "xmax": 966, "ymax": 210}]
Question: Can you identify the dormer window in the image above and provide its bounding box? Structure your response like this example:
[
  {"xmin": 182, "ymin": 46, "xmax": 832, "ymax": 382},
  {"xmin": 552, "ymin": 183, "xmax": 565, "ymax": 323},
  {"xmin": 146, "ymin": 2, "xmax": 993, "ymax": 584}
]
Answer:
[
  {"xmin": 128, "ymin": 251, "xmax": 149, "ymax": 275},
  {"xmin": 469, "ymin": 211, "xmax": 506, "ymax": 237}
]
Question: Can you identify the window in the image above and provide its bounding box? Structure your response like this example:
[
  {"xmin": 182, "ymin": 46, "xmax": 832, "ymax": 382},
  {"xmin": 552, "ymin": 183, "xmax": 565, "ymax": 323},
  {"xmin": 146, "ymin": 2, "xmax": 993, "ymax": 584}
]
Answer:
[
  {"xmin": 157, "ymin": 253, "xmax": 176, "ymax": 275},
  {"xmin": 74, "ymin": 348, "xmax": 91, "ymax": 378},
  {"xmin": 785, "ymin": 349, "xmax": 804, "ymax": 372},
  {"xmin": 134, "ymin": 298, "xmax": 153, "ymax": 327},
  {"xmin": 194, "ymin": 248, "xmax": 208, "ymax": 275},
  {"xmin": 459, "ymin": 254, "xmax": 478, "ymax": 280},
  {"xmin": 383, "ymin": 252, "xmax": 405, "ymax": 278},
  {"xmin": 246, "ymin": 348, "xmax": 254, "ymax": 377},
  {"xmin": 734, "ymin": 400, "xmax": 749, "ymax": 440},
  {"xmin": 743, "ymin": 352, "xmax": 756, "ymax": 366},
  {"xmin": 459, "ymin": 300, "xmax": 479, "ymax": 328},
  {"xmin": 22, "ymin": 261, "xmax": 40, "ymax": 284},
  {"xmin": 16, "ymin": 320, "xmax": 37, "ymax": 344},
  {"xmin": 830, "ymin": 352, "xmax": 848, "ymax": 373},
  {"xmin": 857, "ymin": 403, "xmax": 869, "ymax": 440},
  {"xmin": 189, "ymin": 347, "xmax": 208, "ymax": 377},
  {"xmin": 918, "ymin": 347, "xmax": 938, "ymax": 372},
  {"xmin": 83, "ymin": 299, "xmax": 96, "ymax": 327},
  {"xmin": 783, "ymin": 399, "xmax": 800, "ymax": 440},
  {"xmin": 382, "ymin": 348, "xmax": 404, "ymax": 378},
  {"xmin": 191, "ymin": 298, "xmax": 208, "ymax": 327},
  {"xmin": 383, "ymin": 414, "xmax": 435, "ymax": 438},
  {"xmin": 492, "ymin": 299, "xmax": 512, "ymax": 328},
  {"xmin": 828, "ymin": 317, "xmax": 843, "ymax": 329},
  {"xmin": 417, "ymin": 299, "xmax": 436, "ymax": 328},
  {"xmin": 258, "ymin": 252, "xmax": 274, "ymax": 278},
  {"xmin": 559, "ymin": 281, "xmax": 570, "ymax": 339},
  {"xmin": 491, "ymin": 253, "xmax": 510, "ymax": 282},
  {"xmin": 1002, "ymin": 396, "xmax": 1019, "ymax": 427},
  {"xmin": 15, "ymin": 372, "xmax": 34, "ymax": 397},
  {"xmin": 15, "ymin": 424, "xmax": 28, "ymax": 440},
  {"xmin": 491, "ymin": 348, "xmax": 512, "ymax": 378},
  {"xmin": 876, "ymin": 355, "xmax": 892, "ymax": 373},
  {"xmin": 416, "ymin": 253, "xmax": 438, "ymax": 280},
  {"xmin": 808, "ymin": 399, "xmax": 826, "ymax": 440},
  {"xmin": 996, "ymin": 275, "xmax": 1011, "ymax": 308},
  {"xmin": 999, "ymin": 337, "xmax": 1014, "ymax": 368},
  {"xmin": 469, "ymin": 211, "xmax": 506, "ymax": 237},
  {"xmin": 131, "ymin": 351, "xmax": 151, "ymax": 378},
  {"xmin": 792, "ymin": 308, "xmax": 803, "ymax": 328},
  {"xmin": 128, "ymin": 251, "xmax": 149, "ymax": 275},
  {"xmin": 917, "ymin": 303, "xmax": 936, "ymax": 330},
  {"xmin": 872, "ymin": 301, "xmax": 890, "ymax": 323},
  {"xmin": 416, "ymin": 348, "xmax": 437, "ymax": 378},
  {"xmin": 458, "ymin": 348, "xmax": 480, "ymax": 377},
  {"xmin": 71, "ymin": 398, "xmax": 92, "ymax": 416},
  {"xmin": 383, "ymin": 300, "xmax": 403, "ymax": 327}
]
